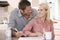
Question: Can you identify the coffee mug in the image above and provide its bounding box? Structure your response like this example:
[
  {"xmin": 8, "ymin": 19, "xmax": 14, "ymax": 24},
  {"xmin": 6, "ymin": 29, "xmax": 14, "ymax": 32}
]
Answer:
[{"xmin": 44, "ymin": 32, "xmax": 52, "ymax": 40}]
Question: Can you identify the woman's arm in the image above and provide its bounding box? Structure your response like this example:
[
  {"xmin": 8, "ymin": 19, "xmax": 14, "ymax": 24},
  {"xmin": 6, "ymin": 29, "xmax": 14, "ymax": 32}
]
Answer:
[
  {"xmin": 50, "ymin": 20, "xmax": 55, "ymax": 40},
  {"xmin": 23, "ymin": 19, "xmax": 34, "ymax": 36},
  {"xmin": 29, "ymin": 32, "xmax": 43, "ymax": 37}
]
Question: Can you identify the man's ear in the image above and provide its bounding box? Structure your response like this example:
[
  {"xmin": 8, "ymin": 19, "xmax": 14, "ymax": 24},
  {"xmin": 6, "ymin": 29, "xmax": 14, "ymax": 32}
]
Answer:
[{"xmin": 20, "ymin": 9, "xmax": 24, "ymax": 13}]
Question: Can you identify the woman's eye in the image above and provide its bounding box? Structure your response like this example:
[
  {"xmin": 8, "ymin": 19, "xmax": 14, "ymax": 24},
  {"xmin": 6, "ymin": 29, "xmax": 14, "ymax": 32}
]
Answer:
[
  {"xmin": 38, "ymin": 9, "xmax": 43, "ymax": 11},
  {"xmin": 40, "ymin": 9, "xmax": 43, "ymax": 11},
  {"xmin": 45, "ymin": 9, "xmax": 48, "ymax": 11}
]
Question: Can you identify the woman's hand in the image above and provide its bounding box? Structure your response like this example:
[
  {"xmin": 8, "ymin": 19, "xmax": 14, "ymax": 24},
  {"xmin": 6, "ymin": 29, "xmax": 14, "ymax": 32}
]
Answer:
[
  {"xmin": 36, "ymin": 32, "xmax": 43, "ymax": 37},
  {"xmin": 29, "ymin": 33, "xmax": 38, "ymax": 37},
  {"xmin": 29, "ymin": 32, "xmax": 43, "ymax": 37}
]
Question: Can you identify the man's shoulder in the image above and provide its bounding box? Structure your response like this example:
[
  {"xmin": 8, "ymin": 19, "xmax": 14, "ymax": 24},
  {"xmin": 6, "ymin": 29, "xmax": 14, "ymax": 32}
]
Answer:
[
  {"xmin": 31, "ymin": 8, "xmax": 38, "ymax": 16},
  {"xmin": 10, "ymin": 8, "xmax": 19, "ymax": 15},
  {"xmin": 31, "ymin": 8, "xmax": 37, "ymax": 12},
  {"xmin": 13, "ymin": 8, "xmax": 19, "ymax": 11}
]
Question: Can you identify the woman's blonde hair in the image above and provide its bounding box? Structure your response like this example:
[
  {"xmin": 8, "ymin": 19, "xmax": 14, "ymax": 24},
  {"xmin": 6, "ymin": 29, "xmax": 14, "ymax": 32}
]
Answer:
[{"xmin": 35, "ymin": 3, "xmax": 50, "ymax": 23}]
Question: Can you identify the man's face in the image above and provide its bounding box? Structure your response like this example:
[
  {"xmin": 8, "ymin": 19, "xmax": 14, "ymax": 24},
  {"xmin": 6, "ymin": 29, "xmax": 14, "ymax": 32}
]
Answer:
[{"xmin": 22, "ymin": 6, "xmax": 32, "ymax": 16}]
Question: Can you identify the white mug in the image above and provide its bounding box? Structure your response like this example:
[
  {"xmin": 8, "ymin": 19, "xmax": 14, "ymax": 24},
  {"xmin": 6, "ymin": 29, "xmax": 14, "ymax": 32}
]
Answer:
[{"xmin": 44, "ymin": 32, "xmax": 52, "ymax": 40}]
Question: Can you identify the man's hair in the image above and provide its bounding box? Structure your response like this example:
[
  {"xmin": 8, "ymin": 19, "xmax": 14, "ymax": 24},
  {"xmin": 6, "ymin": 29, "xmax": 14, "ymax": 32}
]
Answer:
[
  {"xmin": 20, "ymin": 0, "xmax": 27, "ymax": 2},
  {"xmin": 18, "ymin": 0, "xmax": 31, "ymax": 10}
]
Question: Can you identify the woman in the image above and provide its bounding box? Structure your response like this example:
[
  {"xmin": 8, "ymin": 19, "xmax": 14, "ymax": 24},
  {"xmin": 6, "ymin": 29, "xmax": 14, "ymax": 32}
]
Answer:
[{"xmin": 23, "ymin": 3, "xmax": 55, "ymax": 40}]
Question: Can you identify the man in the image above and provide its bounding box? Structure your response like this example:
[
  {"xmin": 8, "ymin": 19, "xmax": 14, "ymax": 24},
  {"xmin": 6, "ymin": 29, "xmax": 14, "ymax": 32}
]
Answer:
[{"xmin": 8, "ymin": 0, "xmax": 37, "ymax": 37}]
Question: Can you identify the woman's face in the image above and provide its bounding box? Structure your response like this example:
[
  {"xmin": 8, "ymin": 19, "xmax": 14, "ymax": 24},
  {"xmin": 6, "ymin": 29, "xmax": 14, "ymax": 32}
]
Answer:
[{"xmin": 37, "ymin": 6, "xmax": 48, "ymax": 18}]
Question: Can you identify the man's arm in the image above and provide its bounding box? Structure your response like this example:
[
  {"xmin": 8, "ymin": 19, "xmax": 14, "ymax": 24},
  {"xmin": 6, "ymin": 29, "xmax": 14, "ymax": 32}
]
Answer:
[
  {"xmin": 8, "ymin": 9, "xmax": 25, "ymax": 37},
  {"xmin": 8, "ymin": 10, "xmax": 17, "ymax": 37}
]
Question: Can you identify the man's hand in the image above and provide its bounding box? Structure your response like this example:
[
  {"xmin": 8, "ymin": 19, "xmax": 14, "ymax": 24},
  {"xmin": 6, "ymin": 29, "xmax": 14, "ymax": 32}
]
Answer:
[{"xmin": 15, "ymin": 31, "xmax": 25, "ymax": 38}]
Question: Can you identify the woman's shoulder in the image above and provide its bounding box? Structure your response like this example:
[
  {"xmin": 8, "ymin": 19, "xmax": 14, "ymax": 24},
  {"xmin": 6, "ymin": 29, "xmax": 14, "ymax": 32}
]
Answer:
[
  {"xmin": 46, "ymin": 19, "xmax": 53, "ymax": 24},
  {"xmin": 29, "ymin": 18, "xmax": 38, "ymax": 23},
  {"xmin": 31, "ymin": 18, "xmax": 37, "ymax": 21},
  {"xmin": 50, "ymin": 19, "xmax": 53, "ymax": 23},
  {"xmin": 49, "ymin": 19, "xmax": 53, "ymax": 24}
]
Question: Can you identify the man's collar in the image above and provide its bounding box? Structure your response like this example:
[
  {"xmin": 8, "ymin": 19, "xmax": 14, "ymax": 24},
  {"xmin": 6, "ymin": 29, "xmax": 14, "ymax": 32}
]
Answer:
[{"xmin": 18, "ymin": 9, "xmax": 22, "ymax": 17}]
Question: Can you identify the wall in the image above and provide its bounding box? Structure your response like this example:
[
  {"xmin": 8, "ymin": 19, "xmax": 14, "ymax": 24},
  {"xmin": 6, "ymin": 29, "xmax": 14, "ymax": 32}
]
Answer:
[
  {"xmin": 58, "ymin": 0, "xmax": 60, "ymax": 20},
  {"xmin": 0, "ymin": 0, "xmax": 20, "ymax": 20}
]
